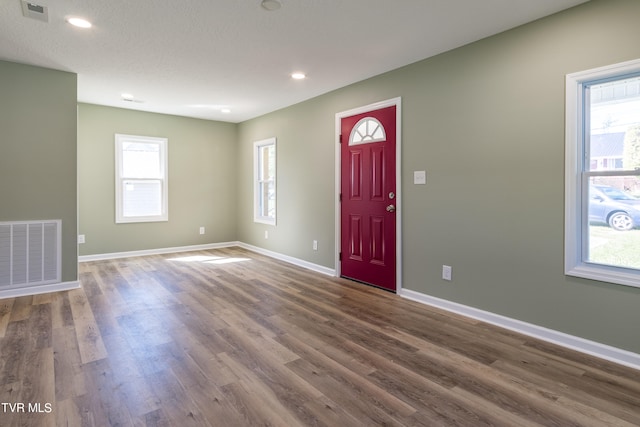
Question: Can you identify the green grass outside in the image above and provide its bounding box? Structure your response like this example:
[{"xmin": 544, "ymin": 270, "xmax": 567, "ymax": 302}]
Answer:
[{"xmin": 589, "ymin": 225, "xmax": 640, "ymax": 269}]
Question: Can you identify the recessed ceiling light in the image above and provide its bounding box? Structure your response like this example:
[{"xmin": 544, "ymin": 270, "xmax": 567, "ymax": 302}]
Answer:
[
  {"xmin": 261, "ymin": 0, "xmax": 282, "ymax": 11},
  {"xmin": 221, "ymin": 108, "xmax": 231, "ymax": 114},
  {"xmin": 121, "ymin": 93, "xmax": 134, "ymax": 101},
  {"xmin": 291, "ymin": 72, "xmax": 306, "ymax": 80},
  {"xmin": 67, "ymin": 17, "xmax": 92, "ymax": 28}
]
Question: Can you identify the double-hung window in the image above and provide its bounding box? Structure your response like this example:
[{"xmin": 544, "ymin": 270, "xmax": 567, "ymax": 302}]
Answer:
[
  {"xmin": 253, "ymin": 137, "xmax": 276, "ymax": 225},
  {"xmin": 115, "ymin": 134, "xmax": 168, "ymax": 223},
  {"xmin": 565, "ymin": 59, "xmax": 640, "ymax": 288}
]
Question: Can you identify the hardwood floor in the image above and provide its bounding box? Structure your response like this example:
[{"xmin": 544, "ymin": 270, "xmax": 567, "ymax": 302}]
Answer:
[{"xmin": 1, "ymin": 247, "xmax": 640, "ymax": 426}]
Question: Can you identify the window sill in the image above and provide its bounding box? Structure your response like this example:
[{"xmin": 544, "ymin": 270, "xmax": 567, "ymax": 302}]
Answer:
[
  {"xmin": 566, "ymin": 263, "xmax": 640, "ymax": 289},
  {"xmin": 254, "ymin": 218, "xmax": 276, "ymax": 226}
]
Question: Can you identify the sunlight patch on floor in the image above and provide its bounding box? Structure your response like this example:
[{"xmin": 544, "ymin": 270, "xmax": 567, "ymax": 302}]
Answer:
[
  {"xmin": 167, "ymin": 255, "xmax": 250, "ymax": 264},
  {"xmin": 205, "ymin": 257, "xmax": 250, "ymax": 264}
]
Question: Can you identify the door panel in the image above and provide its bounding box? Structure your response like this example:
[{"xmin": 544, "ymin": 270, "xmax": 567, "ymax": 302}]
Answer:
[
  {"xmin": 350, "ymin": 151, "xmax": 362, "ymax": 199},
  {"xmin": 371, "ymin": 146, "xmax": 385, "ymax": 200},
  {"xmin": 349, "ymin": 215, "xmax": 363, "ymax": 261},
  {"xmin": 340, "ymin": 105, "xmax": 396, "ymax": 291},
  {"xmin": 370, "ymin": 216, "xmax": 385, "ymax": 265}
]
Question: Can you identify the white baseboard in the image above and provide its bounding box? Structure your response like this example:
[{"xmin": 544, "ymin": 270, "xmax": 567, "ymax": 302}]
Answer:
[
  {"xmin": 78, "ymin": 241, "xmax": 240, "ymax": 262},
  {"xmin": 78, "ymin": 241, "xmax": 336, "ymax": 277},
  {"xmin": 0, "ymin": 280, "xmax": 80, "ymax": 300},
  {"xmin": 237, "ymin": 242, "xmax": 336, "ymax": 276},
  {"xmin": 399, "ymin": 288, "xmax": 640, "ymax": 372}
]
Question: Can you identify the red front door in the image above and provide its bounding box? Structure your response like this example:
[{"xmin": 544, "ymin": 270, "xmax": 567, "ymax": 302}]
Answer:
[{"xmin": 340, "ymin": 105, "xmax": 396, "ymax": 291}]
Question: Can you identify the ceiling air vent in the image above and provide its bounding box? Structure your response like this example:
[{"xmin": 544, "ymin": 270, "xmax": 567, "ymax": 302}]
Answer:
[{"xmin": 21, "ymin": 0, "xmax": 49, "ymax": 23}]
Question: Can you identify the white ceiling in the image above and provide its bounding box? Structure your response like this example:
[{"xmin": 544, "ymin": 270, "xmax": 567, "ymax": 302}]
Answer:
[{"xmin": 0, "ymin": 0, "xmax": 589, "ymax": 123}]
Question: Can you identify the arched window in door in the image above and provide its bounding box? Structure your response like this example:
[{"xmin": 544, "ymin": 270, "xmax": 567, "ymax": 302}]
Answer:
[{"xmin": 349, "ymin": 117, "xmax": 386, "ymax": 145}]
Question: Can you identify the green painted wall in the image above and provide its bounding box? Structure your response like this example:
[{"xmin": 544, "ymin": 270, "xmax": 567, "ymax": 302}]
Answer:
[
  {"xmin": 77, "ymin": 104, "xmax": 237, "ymax": 255},
  {"xmin": 237, "ymin": 101, "xmax": 338, "ymax": 267},
  {"xmin": 237, "ymin": 0, "xmax": 640, "ymax": 353},
  {"xmin": 0, "ymin": 60, "xmax": 78, "ymax": 283}
]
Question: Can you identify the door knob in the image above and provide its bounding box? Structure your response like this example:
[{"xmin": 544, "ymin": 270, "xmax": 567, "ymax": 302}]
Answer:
[{"xmin": 386, "ymin": 204, "xmax": 396, "ymax": 212}]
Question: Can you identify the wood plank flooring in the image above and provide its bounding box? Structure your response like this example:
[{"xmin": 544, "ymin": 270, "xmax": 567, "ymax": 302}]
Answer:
[{"xmin": 1, "ymin": 246, "xmax": 640, "ymax": 426}]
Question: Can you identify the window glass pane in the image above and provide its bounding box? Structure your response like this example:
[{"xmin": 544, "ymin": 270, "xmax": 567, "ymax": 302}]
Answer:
[
  {"xmin": 589, "ymin": 76, "xmax": 640, "ymax": 172},
  {"xmin": 258, "ymin": 181, "xmax": 275, "ymax": 218},
  {"xmin": 257, "ymin": 181, "xmax": 275, "ymax": 218},
  {"xmin": 259, "ymin": 182, "xmax": 268, "ymax": 217},
  {"xmin": 588, "ymin": 176, "xmax": 640, "ymax": 269},
  {"xmin": 372, "ymin": 125, "xmax": 384, "ymax": 140},
  {"xmin": 122, "ymin": 142, "xmax": 161, "ymax": 178},
  {"xmin": 358, "ymin": 122, "xmax": 369, "ymax": 140},
  {"xmin": 122, "ymin": 180, "xmax": 162, "ymax": 217},
  {"xmin": 260, "ymin": 145, "xmax": 275, "ymax": 181},
  {"xmin": 267, "ymin": 145, "xmax": 276, "ymax": 178},
  {"xmin": 584, "ymin": 75, "xmax": 640, "ymax": 272},
  {"xmin": 265, "ymin": 181, "xmax": 276, "ymax": 218}
]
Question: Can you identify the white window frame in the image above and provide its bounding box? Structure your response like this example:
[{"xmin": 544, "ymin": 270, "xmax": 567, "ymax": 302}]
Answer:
[
  {"xmin": 115, "ymin": 134, "xmax": 168, "ymax": 223},
  {"xmin": 253, "ymin": 137, "xmax": 276, "ymax": 225},
  {"xmin": 565, "ymin": 58, "xmax": 640, "ymax": 288}
]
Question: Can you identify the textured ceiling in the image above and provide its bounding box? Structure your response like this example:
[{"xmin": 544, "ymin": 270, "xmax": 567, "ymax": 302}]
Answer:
[{"xmin": 0, "ymin": 0, "xmax": 589, "ymax": 122}]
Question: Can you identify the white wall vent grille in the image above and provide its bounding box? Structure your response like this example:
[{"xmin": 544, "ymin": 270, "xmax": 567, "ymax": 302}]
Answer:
[
  {"xmin": 0, "ymin": 220, "xmax": 61, "ymax": 290},
  {"xmin": 20, "ymin": 1, "xmax": 49, "ymax": 22}
]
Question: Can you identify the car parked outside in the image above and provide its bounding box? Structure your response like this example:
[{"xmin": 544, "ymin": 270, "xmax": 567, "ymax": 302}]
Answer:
[{"xmin": 589, "ymin": 185, "xmax": 640, "ymax": 231}]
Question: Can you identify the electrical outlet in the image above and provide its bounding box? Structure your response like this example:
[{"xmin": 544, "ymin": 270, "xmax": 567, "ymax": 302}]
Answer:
[
  {"xmin": 199, "ymin": 226, "xmax": 205, "ymax": 235},
  {"xmin": 313, "ymin": 240, "xmax": 318, "ymax": 251},
  {"xmin": 265, "ymin": 230, "xmax": 269, "ymax": 239},
  {"xmin": 78, "ymin": 234, "xmax": 85, "ymax": 244},
  {"xmin": 442, "ymin": 265, "xmax": 452, "ymax": 281}
]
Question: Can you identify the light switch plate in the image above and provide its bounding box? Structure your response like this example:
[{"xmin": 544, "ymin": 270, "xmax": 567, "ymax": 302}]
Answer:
[
  {"xmin": 442, "ymin": 265, "xmax": 452, "ymax": 281},
  {"xmin": 414, "ymin": 170, "xmax": 426, "ymax": 185}
]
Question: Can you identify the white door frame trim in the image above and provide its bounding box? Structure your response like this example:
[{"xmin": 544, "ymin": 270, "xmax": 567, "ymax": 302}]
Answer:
[{"xmin": 334, "ymin": 97, "xmax": 402, "ymax": 292}]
